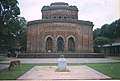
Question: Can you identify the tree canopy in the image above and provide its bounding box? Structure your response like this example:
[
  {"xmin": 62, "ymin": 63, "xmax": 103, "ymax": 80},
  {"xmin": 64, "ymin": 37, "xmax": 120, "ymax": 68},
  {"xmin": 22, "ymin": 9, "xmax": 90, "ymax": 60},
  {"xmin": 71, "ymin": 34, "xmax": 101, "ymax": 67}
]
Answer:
[
  {"xmin": 94, "ymin": 37, "xmax": 112, "ymax": 47},
  {"xmin": 0, "ymin": 0, "xmax": 27, "ymax": 53},
  {"xmin": 93, "ymin": 19, "xmax": 120, "ymax": 40}
]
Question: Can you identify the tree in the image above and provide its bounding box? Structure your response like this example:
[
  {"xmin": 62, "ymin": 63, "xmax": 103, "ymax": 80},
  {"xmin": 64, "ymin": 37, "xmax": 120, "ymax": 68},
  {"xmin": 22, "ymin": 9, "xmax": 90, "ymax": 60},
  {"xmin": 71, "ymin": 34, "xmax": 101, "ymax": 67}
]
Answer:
[
  {"xmin": 93, "ymin": 37, "xmax": 112, "ymax": 52},
  {"xmin": 94, "ymin": 37, "xmax": 111, "ymax": 47},
  {"xmin": 93, "ymin": 28, "xmax": 101, "ymax": 39},
  {"xmin": 93, "ymin": 19, "xmax": 120, "ymax": 39},
  {"xmin": 0, "ymin": 0, "xmax": 27, "ymax": 53},
  {"xmin": 100, "ymin": 24, "xmax": 109, "ymax": 37},
  {"xmin": 15, "ymin": 17, "xmax": 27, "ymax": 52}
]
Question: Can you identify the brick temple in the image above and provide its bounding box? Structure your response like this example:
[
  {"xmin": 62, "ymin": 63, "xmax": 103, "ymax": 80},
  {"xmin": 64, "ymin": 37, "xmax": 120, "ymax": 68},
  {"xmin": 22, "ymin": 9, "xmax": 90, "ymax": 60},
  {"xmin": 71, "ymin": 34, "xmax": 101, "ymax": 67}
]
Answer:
[{"xmin": 27, "ymin": 2, "xmax": 94, "ymax": 53}]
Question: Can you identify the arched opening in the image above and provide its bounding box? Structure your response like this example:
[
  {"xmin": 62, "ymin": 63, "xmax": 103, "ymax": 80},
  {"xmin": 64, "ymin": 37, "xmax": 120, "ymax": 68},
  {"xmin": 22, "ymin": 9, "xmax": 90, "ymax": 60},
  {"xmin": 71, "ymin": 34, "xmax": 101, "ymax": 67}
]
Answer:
[
  {"xmin": 68, "ymin": 37, "xmax": 75, "ymax": 52},
  {"xmin": 46, "ymin": 37, "xmax": 53, "ymax": 52},
  {"xmin": 57, "ymin": 37, "xmax": 64, "ymax": 52}
]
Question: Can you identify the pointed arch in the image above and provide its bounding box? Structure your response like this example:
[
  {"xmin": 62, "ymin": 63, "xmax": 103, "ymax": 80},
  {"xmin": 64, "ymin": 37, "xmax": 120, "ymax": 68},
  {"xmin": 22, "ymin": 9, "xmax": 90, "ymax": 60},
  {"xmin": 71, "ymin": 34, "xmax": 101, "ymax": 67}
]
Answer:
[
  {"xmin": 46, "ymin": 37, "xmax": 53, "ymax": 52},
  {"xmin": 68, "ymin": 37, "xmax": 75, "ymax": 52},
  {"xmin": 57, "ymin": 37, "xmax": 64, "ymax": 52}
]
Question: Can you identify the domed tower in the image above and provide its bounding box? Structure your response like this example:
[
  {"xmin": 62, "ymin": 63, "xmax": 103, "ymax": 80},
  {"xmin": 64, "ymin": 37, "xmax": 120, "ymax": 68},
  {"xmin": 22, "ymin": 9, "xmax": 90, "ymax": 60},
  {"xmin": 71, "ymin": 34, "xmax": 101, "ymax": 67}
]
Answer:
[
  {"xmin": 27, "ymin": 2, "xmax": 94, "ymax": 53},
  {"xmin": 41, "ymin": 2, "xmax": 78, "ymax": 20}
]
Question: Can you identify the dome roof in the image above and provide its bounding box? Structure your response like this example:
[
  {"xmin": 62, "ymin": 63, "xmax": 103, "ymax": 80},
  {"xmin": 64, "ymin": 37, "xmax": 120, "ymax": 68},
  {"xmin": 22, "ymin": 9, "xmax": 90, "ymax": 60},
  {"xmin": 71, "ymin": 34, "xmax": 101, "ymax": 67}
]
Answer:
[
  {"xmin": 50, "ymin": 2, "xmax": 69, "ymax": 6},
  {"xmin": 42, "ymin": 2, "xmax": 78, "ymax": 11}
]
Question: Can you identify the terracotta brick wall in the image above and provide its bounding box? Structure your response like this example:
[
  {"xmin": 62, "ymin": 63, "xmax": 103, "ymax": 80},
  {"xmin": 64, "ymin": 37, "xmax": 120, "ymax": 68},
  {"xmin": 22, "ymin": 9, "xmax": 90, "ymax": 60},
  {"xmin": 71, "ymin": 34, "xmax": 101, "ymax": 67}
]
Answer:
[
  {"xmin": 27, "ymin": 22, "xmax": 93, "ymax": 53},
  {"xmin": 42, "ymin": 10, "xmax": 78, "ymax": 19}
]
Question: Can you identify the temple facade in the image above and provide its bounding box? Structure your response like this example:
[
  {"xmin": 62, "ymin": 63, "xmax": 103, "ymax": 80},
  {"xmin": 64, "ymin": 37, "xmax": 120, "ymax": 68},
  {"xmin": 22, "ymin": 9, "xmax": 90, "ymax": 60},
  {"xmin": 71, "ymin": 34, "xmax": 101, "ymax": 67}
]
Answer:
[{"xmin": 27, "ymin": 2, "xmax": 94, "ymax": 53}]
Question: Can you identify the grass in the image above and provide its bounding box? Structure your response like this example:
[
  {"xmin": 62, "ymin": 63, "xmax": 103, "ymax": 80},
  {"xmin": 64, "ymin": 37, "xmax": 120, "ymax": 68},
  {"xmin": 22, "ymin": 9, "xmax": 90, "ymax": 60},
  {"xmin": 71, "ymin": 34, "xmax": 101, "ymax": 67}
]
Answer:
[
  {"xmin": 107, "ymin": 56, "xmax": 120, "ymax": 60},
  {"xmin": 0, "ymin": 56, "xmax": 6, "ymax": 61},
  {"xmin": 0, "ymin": 63, "xmax": 57, "ymax": 80},
  {"xmin": 87, "ymin": 63, "xmax": 120, "ymax": 79},
  {"xmin": 0, "ymin": 63, "xmax": 120, "ymax": 80},
  {"xmin": 0, "ymin": 64, "xmax": 33, "ymax": 80}
]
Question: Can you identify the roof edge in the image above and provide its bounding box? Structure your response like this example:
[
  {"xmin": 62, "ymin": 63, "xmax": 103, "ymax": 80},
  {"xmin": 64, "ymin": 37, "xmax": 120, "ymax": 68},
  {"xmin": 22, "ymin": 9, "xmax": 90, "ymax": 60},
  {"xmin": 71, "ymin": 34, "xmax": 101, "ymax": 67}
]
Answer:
[{"xmin": 27, "ymin": 19, "xmax": 94, "ymax": 27}]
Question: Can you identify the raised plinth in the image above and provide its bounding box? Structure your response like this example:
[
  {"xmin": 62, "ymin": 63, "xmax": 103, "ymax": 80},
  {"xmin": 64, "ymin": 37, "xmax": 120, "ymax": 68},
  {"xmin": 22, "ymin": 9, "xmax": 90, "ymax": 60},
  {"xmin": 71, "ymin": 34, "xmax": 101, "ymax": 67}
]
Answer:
[
  {"xmin": 18, "ymin": 66, "xmax": 111, "ymax": 80},
  {"xmin": 58, "ymin": 58, "xmax": 67, "ymax": 70},
  {"xmin": 56, "ymin": 57, "xmax": 70, "ymax": 72}
]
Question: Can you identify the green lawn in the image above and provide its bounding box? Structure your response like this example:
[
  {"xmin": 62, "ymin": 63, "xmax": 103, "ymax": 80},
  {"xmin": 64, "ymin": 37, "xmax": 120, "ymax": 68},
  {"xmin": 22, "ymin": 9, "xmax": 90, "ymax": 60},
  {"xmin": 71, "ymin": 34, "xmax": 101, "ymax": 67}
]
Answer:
[
  {"xmin": 0, "ymin": 63, "xmax": 120, "ymax": 80},
  {"xmin": 87, "ymin": 63, "xmax": 120, "ymax": 79},
  {"xmin": 0, "ymin": 63, "xmax": 57, "ymax": 80}
]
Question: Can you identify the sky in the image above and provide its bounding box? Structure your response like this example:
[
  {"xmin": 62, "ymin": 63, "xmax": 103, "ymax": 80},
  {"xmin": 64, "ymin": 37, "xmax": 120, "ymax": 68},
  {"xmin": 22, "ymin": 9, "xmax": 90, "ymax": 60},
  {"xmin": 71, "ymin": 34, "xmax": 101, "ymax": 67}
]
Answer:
[{"xmin": 17, "ymin": 0, "xmax": 120, "ymax": 30}]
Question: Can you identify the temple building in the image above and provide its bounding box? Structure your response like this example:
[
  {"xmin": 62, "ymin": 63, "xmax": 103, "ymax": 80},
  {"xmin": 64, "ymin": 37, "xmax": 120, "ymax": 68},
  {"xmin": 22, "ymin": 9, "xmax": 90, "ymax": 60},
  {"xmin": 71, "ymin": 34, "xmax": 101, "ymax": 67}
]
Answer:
[{"xmin": 27, "ymin": 2, "xmax": 94, "ymax": 53}]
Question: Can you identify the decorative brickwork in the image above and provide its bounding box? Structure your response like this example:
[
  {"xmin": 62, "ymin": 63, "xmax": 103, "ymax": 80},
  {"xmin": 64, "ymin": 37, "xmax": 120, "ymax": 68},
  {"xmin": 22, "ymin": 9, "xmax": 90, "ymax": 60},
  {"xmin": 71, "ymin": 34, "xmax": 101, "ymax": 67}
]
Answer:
[{"xmin": 27, "ymin": 2, "xmax": 94, "ymax": 53}]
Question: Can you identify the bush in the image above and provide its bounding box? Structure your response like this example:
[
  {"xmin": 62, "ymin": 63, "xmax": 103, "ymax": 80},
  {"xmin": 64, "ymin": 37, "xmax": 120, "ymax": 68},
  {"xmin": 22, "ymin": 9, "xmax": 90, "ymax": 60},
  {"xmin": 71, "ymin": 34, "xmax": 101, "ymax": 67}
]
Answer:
[
  {"xmin": 18, "ymin": 53, "xmax": 105, "ymax": 58},
  {"xmin": 60, "ymin": 55, "xmax": 65, "ymax": 58}
]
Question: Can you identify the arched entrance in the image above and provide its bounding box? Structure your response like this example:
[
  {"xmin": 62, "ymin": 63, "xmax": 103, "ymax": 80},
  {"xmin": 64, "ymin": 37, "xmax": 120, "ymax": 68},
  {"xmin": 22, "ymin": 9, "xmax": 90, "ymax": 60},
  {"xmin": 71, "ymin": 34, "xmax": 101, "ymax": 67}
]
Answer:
[
  {"xmin": 57, "ymin": 37, "xmax": 64, "ymax": 52},
  {"xmin": 68, "ymin": 37, "xmax": 75, "ymax": 52},
  {"xmin": 46, "ymin": 37, "xmax": 53, "ymax": 52}
]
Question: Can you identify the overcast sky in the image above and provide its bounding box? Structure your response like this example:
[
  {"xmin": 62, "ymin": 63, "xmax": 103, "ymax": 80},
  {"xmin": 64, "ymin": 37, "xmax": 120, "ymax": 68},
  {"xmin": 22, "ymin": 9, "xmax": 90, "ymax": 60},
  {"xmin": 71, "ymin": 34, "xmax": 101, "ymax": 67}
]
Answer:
[{"xmin": 18, "ymin": 0, "xmax": 120, "ymax": 30}]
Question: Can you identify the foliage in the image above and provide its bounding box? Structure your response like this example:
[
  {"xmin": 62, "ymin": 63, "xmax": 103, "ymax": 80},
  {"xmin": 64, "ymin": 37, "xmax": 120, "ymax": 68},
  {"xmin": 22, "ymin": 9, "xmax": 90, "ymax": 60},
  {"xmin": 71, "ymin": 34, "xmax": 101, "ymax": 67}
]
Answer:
[
  {"xmin": 93, "ymin": 37, "xmax": 112, "ymax": 47},
  {"xmin": 60, "ymin": 54, "xmax": 65, "ymax": 58},
  {"xmin": 93, "ymin": 28, "xmax": 101, "ymax": 39},
  {"xmin": 0, "ymin": 0, "xmax": 27, "ymax": 53},
  {"xmin": 18, "ymin": 53, "xmax": 104, "ymax": 58},
  {"xmin": 93, "ymin": 19, "xmax": 120, "ymax": 40}
]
